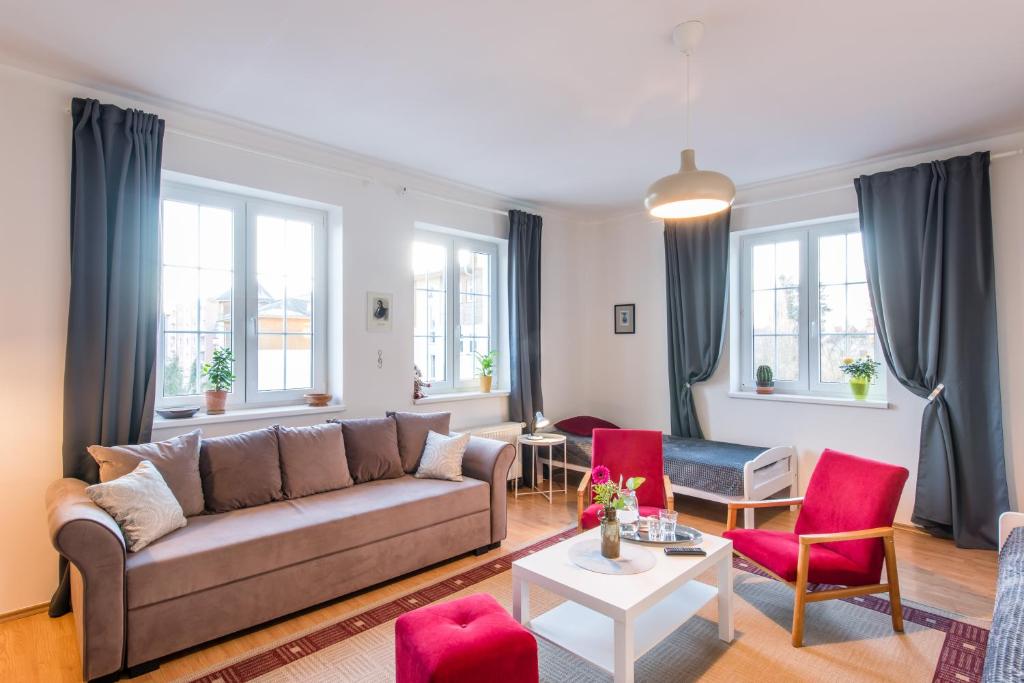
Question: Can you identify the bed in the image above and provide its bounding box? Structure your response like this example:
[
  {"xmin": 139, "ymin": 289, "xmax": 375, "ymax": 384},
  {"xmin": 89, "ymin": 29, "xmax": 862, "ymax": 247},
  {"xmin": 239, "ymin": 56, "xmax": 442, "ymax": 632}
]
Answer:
[{"xmin": 536, "ymin": 428, "xmax": 797, "ymax": 528}]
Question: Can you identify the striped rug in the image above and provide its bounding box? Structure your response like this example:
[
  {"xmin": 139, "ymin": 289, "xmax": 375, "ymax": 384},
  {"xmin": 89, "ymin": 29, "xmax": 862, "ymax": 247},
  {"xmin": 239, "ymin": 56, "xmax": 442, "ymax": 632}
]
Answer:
[{"xmin": 184, "ymin": 530, "xmax": 989, "ymax": 683}]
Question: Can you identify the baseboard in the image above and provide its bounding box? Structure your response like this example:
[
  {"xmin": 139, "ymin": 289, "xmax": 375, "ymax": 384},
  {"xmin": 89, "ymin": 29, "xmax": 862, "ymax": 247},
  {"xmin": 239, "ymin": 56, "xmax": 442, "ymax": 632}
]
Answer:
[{"xmin": 0, "ymin": 602, "xmax": 48, "ymax": 624}]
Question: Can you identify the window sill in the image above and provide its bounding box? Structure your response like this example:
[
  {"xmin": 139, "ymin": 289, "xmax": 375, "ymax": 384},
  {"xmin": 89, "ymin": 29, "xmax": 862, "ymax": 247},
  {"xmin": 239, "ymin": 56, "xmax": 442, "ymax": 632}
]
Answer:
[
  {"xmin": 728, "ymin": 390, "xmax": 889, "ymax": 409},
  {"xmin": 152, "ymin": 402, "xmax": 347, "ymax": 429},
  {"xmin": 414, "ymin": 390, "xmax": 510, "ymax": 405}
]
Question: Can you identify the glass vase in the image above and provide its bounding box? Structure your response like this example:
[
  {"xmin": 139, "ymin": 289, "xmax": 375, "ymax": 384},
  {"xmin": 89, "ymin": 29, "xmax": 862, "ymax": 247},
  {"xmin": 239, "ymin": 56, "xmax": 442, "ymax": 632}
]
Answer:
[
  {"xmin": 849, "ymin": 378, "xmax": 869, "ymax": 400},
  {"xmin": 618, "ymin": 491, "xmax": 639, "ymax": 537},
  {"xmin": 599, "ymin": 506, "xmax": 621, "ymax": 559}
]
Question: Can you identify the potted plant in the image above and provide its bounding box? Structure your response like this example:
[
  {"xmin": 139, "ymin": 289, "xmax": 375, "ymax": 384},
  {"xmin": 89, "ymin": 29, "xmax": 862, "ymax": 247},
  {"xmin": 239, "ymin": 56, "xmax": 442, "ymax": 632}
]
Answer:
[
  {"xmin": 839, "ymin": 355, "xmax": 881, "ymax": 400},
  {"xmin": 591, "ymin": 465, "xmax": 645, "ymax": 559},
  {"xmin": 201, "ymin": 346, "xmax": 235, "ymax": 414},
  {"xmin": 755, "ymin": 365, "xmax": 775, "ymax": 394},
  {"xmin": 476, "ymin": 350, "xmax": 497, "ymax": 392}
]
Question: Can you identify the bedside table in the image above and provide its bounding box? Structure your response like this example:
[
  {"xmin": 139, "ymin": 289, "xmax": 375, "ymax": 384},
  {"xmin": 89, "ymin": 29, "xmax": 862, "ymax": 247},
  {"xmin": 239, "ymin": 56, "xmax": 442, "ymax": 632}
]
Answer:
[{"xmin": 515, "ymin": 433, "xmax": 568, "ymax": 501}]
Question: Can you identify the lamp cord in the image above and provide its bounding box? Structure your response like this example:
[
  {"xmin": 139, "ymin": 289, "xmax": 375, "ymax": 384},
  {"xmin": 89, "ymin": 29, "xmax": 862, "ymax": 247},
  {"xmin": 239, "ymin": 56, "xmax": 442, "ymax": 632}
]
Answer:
[{"xmin": 684, "ymin": 50, "xmax": 691, "ymax": 150}]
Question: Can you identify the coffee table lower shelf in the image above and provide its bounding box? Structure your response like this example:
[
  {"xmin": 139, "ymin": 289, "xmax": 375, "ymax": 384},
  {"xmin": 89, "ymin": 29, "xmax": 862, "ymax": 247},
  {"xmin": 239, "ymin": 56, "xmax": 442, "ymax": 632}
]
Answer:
[{"xmin": 527, "ymin": 580, "xmax": 718, "ymax": 674}]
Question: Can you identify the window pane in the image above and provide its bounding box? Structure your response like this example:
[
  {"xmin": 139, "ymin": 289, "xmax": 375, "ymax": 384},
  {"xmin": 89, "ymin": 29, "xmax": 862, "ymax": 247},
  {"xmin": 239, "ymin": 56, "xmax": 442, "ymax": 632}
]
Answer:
[
  {"xmin": 752, "ymin": 290, "xmax": 774, "ymax": 334},
  {"xmin": 162, "ymin": 200, "xmax": 199, "ymax": 267},
  {"xmin": 162, "ymin": 266, "xmax": 199, "ymax": 331},
  {"xmin": 285, "ymin": 334, "xmax": 313, "ymax": 390},
  {"xmin": 775, "ymin": 241, "xmax": 800, "ymax": 287},
  {"xmin": 415, "ymin": 335, "xmax": 446, "ymax": 383},
  {"xmin": 258, "ymin": 334, "xmax": 285, "ymax": 391},
  {"xmin": 459, "ymin": 337, "xmax": 485, "ymax": 380},
  {"xmin": 775, "ymin": 288, "xmax": 799, "ymax": 334},
  {"xmin": 458, "ymin": 249, "xmax": 491, "ymax": 296},
  {"xmin": 198, "ymin": 206, "xmax": 232, "ymax": 270},
  {"xmin": 285, "ymin": 220, "xmax": 314, "ymax": 282},
  {"xmin": 819, "ymin": 334, "xmax": 845, "ymax": 383},
  {"xmin": 461, "ymin": 293, "xmax": 490, "ymax": 338},
  {"xmin": 819, "ymin": 284, "xmax": 846, "ymax": 334},
  {"xmin": 199, "ymin": 269, "xmax": 232, "ymax": 332},
  {"xmin": 846, "ymin": 232, "xmax": 866, "ymax": 283},
  {"xmin": 753, "ymin": 336, "xmax": 774, "ymax": 376},
  {"xmin": 413, "ymin": 242, "xmax": 447, "ymax": 285},
  {"xmin": 752, "ymin": 244, "xmax": 775, "ymax": 290},
  {"xmin": 256, "ymin": 215, "xmax": 287, "ymax": 276},
  {"xmin": 285, "ymin": 278, "xmax": 313, "ymax": 333},
  {"xmin": 847, "ymin": 283, "xmax": 874, "ymax": 333},
  {"xmin": 846, "ymin": 335, "xmax": 876, "ymax": 366},
  {"xmin": 819, "ymin": 234, "xmax": 846, "ymax": 285},
  {"xmin": 776, "ymin": 336, "xmax": 799, "ymax": 381},
  {"xmin": 162, "ymin": 333, "xmax": 198, "ymax": 396}
]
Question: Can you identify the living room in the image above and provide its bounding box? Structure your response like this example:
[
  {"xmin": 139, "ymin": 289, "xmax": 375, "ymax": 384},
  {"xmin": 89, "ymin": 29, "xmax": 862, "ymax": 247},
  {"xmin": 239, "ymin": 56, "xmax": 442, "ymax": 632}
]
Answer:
[{"xmin": 1, "ymin": 2, "xmax": 1023, "ymax": 682}]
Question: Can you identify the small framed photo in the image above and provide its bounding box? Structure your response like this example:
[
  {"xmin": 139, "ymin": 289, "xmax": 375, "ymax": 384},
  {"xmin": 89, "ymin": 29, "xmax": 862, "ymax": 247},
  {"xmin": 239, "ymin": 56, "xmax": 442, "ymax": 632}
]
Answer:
[
  {"xmin": 367, "ymin": 292, "xmax": 393, "ymax": 332},
  {"xmin": 614, "ymin": 304, "xmax": 635, "ymax": 334}
]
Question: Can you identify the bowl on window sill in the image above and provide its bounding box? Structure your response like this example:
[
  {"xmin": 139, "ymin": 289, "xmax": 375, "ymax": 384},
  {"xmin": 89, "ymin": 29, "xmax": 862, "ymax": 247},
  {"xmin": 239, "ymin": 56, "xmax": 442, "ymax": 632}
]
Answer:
[
  {"xmin": 303, "ymin": 393, "xmax": 332, "ymax": 407},
  {"xmin": 156, "ymin": 406, "xmax": 201, "ymax": 420}
]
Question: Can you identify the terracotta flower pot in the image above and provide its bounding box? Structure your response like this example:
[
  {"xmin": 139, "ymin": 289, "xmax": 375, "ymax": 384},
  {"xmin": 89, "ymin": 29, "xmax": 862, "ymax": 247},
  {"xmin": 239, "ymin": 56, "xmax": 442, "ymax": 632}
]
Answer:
[
  {"xmin": 205, "ymin": 390, "xmax": 228, "ymax": 415},
  {"xmin": 479, "ymin": 375, "xmax": 493, "ymax": 393}
]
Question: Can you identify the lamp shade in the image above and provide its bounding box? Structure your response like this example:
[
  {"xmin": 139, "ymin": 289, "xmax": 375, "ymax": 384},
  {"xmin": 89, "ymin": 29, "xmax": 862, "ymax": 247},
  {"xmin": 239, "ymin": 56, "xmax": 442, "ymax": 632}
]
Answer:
[{"xmin": 645, "ymin": 148, "xmax": 735, "ymax": 219}]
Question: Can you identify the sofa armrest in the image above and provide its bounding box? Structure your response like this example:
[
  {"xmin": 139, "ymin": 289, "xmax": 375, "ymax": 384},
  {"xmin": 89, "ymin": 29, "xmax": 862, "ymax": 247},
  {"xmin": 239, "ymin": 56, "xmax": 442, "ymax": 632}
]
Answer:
[
  {"xmin": 46, "ymin": 478, "xmax": 127, "ymax": 681},
  {"xmin": 462, "ymin": 436, "xmax": 516, "ymax": 544}
]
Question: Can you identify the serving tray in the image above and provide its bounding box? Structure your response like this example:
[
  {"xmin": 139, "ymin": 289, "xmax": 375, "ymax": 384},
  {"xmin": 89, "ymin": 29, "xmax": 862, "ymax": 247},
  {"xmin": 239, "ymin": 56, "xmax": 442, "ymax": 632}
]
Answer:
[{"xmin": 621, "ymin": 524, "xmax": 703, "ymax": 547}]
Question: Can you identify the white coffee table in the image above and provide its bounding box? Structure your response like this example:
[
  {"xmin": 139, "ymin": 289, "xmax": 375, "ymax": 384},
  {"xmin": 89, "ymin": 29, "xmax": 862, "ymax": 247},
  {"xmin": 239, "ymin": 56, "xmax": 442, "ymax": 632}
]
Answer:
[{"xmin": 512, "ymin": 528, "xmax": 733, "ymax": 683}]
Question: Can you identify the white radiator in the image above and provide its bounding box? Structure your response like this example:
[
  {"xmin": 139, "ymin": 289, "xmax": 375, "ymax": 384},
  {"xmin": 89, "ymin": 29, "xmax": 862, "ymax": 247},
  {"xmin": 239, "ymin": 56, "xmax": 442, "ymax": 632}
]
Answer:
[{"xmin": 464, "ymin": 421, "xmax": 524, "ymax": 480}]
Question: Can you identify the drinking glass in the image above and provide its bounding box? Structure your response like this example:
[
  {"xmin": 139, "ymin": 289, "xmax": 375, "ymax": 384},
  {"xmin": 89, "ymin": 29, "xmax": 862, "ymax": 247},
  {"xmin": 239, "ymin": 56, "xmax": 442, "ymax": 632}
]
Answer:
[
  {"xmin": 619, "ymin": 491, "xmax": 639, "ymax": 536},
  {"xmin": 659, "ymin": 509, "xmax": 678, "ymax": 541},
  {"xmin": 645, "ymin": 515, "xmax": 662, "ymax": 541}
]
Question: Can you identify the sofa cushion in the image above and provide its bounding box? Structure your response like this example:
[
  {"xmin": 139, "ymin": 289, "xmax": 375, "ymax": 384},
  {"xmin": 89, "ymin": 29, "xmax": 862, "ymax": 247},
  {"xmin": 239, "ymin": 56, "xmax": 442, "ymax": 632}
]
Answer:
[
  {"xmin": 199, "ymin": 427, "xmax": 282, "ymax": 513},
  {"xmin": 88, "ymin": 430, "xmax": 205, "ymax": 517},
  {"xmin": 86, "ymin": 461, "xmax": 187, "ymax": 552},
  {"xmin": 388, "ymin": 411, "xmax": 452, "ymax": 472},
  {"xmin": 415, "ymin": 431, "xmax": 470, "ymax": 482},
  {"xmin": 277, "ymin": 423, "xmax": 353, "ymax": 498},
  {"xmin": 124, "ymin": 475, "xmax": 490, "ymax": 609},
  {"xmin": 340, "ymin": 417, "xmax": 404, "ymax": 484},
  {"xmin": 554, "ymin": 415, "xmax": 620, "ymax": 436}
]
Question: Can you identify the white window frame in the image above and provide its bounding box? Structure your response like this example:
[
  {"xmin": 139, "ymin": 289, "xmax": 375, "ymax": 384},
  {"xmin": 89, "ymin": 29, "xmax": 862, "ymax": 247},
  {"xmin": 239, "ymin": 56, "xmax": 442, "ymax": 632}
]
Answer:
[
  {"xmin": 413, "ymin": 229, "xmax": 499, "ymax": 394},
  {"xmin": 737, "ymin": 218, "xmax": 886, "ymax": 399},
  {"xmin": 157, "ymin": 182, "xmax": 327, "ymax": 408}
]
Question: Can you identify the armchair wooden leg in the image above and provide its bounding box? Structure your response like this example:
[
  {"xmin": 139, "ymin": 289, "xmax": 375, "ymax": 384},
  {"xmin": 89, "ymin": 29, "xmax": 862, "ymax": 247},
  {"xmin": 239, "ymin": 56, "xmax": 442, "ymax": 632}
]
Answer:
[
  {"xmin": 792, "ymin": 543, "xmax": 810, "ymax": 647},
  {"xmin": 725, "ymin": 506, "xmax": 737, "ymax": 532},
  {"xmin": 883, "ymin": 535, "xmax": 904, "ymax": 632}
]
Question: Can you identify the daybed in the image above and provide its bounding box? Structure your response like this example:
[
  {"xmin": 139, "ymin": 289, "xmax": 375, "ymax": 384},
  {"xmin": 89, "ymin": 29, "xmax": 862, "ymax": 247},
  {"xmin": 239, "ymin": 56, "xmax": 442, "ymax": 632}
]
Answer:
[{"xmin": 982, "ymin": 511, "xmax": 1024, "ymax": 682}]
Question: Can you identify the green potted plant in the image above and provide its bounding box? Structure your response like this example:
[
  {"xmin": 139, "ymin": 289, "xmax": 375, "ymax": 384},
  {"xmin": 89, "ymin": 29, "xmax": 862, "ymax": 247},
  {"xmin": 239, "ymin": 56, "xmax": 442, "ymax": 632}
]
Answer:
[
  {"xmin": 755, "ymin": 365, "xmax": 774, "ymax": 394},
  {"xmin": 476, "ymin": 350, "xmax": 497, "ymax": 393},
  {"xmin": 201, "ymin": 346, "xmax": 235, "ymax": 414},
  {"xmin": 839, "ymin": 355, "xmax": 881, "ymax": 400}
]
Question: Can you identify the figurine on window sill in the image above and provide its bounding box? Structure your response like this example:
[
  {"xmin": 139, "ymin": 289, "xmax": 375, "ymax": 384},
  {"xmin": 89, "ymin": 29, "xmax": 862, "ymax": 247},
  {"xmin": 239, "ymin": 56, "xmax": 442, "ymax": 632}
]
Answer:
[{"xmin": 413, "ymin": 364, "xmax": 431, "ymax": 400}]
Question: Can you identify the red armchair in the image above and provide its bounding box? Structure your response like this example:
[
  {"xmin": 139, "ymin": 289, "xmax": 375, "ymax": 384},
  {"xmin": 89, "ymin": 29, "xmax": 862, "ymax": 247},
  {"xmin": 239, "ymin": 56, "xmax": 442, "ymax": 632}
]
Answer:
[
  {"xmin": 723, "ymin": 449, "xmax": 909, "ymax": 647},
  {"xmin": 577, "ymin": 429, "xmax": 674, "ymax": 531}
]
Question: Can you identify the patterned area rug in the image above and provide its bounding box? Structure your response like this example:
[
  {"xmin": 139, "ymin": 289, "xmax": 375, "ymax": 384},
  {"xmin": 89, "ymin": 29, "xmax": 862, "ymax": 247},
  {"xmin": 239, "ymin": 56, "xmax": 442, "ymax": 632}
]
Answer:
[{"xmin": 185, "ymin": 530, "xmax": 989, "ymax": 683}]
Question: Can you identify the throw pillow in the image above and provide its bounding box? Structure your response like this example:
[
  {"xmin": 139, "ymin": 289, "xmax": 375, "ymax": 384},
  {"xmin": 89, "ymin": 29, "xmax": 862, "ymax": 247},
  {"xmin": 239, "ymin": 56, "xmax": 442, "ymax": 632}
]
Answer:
[
  {"xmin": 86, "ymin": 460, "xmax": 187, "ymax": 552},
  {"xmin": 386, "ymin": 411, "xmax": 452, "ymax": 472},
  {"xmin": 554, "ymin": 415, "xmax": 621, "ymax": 436},
  {"xmin": 277, "ymin": 423, "xmax": 353, "ymax": 498},
  {"xmin": 340, "ymin": 417, "xmax": 404, "ymax": 484},
  {"xmin": 415, "ymin": 430, "xmax": 471, "ymax": 482},
  {"xmin": 199, "ymin": 427, "xmax": 283, "ymax": 513},
  {"xmin": 87, "ymin": 429, "xmax": 205, "ymax": 517}
]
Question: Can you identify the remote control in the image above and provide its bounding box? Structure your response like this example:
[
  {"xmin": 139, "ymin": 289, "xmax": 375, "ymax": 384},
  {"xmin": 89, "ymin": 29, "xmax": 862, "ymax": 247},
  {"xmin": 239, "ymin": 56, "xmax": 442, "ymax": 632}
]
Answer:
[{"xmin": 664, "ymin": 547, "xmax": 706, "ymax": 557}]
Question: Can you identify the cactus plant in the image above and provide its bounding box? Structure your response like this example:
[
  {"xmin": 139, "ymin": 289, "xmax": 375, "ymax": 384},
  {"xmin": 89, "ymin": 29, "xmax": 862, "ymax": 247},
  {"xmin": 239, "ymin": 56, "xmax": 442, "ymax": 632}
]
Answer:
[{"xmin": 755, "ymin": 365, "xmax": 774, "ymax": 394}]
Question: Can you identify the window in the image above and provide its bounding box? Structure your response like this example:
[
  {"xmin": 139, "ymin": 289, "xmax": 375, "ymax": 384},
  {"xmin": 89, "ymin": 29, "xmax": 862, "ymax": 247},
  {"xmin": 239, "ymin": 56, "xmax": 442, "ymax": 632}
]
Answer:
[
  {"xmin": 738, "ymin": 219, "xmax": 885, "ymax": 398},
  {"xmin": 158, "ymin": 183, "xmax": 327, "ymax": 407},
  {"xmin": 413, "ymin": 230, "xmax": 498, "ymax": 393}
]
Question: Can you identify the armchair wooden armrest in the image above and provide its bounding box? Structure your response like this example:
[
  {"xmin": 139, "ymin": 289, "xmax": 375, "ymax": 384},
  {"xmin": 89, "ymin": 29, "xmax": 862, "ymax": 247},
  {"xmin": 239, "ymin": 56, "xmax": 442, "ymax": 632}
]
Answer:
[
  {"xmin": 726, "ymin": 497, "xmax": 804, "ymax": 530},
  {"xmin": 663, "ymin": 475, "xmax": 674, "ymax": 512},
  {"xmin": 798, "ymin": 526, "xmax": 893, "ymax": 545},
  {"xmin": 576, "ymin": 470, "xmax": 591, "ymax": 531}
]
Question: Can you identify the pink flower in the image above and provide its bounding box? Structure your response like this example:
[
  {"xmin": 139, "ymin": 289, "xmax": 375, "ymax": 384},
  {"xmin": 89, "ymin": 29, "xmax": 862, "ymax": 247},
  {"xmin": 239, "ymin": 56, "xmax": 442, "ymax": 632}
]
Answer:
[{"xmin": 592, "ymin": 465, "xmax": 611, "ymax": 485}]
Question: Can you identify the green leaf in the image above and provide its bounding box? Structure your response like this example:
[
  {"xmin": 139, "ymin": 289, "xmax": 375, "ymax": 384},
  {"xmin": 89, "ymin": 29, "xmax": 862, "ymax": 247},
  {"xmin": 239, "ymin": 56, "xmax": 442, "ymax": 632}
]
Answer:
[{"xmin": 625, "ymin": 476, "xmax": 646, "ymax": 491}]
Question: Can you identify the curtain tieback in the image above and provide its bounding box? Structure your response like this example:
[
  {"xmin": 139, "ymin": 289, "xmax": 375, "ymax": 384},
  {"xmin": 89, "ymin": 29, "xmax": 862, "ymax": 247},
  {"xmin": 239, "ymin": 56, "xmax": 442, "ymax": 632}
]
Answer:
[{"xmin": 926, "ymin": 383, "xmax": 945, "ymax": 403}]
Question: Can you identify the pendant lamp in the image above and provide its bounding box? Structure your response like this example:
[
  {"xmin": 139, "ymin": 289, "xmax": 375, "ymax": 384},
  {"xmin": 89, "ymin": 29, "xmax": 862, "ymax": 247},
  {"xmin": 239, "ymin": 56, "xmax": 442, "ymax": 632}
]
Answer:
[{"xmin": 644, "ymin": 21, "xmax": 735, "ymax": 219}]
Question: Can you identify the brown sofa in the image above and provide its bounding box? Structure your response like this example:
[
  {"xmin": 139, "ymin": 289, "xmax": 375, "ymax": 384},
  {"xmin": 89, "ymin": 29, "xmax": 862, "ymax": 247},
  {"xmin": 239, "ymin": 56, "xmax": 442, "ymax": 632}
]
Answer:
[{"xmin": 46, "ymin": 420, "xmax": 514, "ymax": 681}]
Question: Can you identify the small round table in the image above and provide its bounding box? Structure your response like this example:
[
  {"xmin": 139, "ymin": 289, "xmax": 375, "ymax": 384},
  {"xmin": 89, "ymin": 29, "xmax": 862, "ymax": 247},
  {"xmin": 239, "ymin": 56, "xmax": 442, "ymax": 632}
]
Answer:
[{"xmin": 514, "ymin": 433, "xmax": 568, "ymax": 502}]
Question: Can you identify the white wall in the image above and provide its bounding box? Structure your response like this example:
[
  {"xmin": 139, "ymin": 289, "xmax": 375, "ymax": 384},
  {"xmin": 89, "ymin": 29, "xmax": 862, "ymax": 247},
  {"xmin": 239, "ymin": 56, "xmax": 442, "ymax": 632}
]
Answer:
[
  {"xmin": 0, "ymin": 63, "xmax": 586, "ymax": 614},
  {"xmin": 577, "ymin": 132, "xmax": 1024, "ymax": 525}
]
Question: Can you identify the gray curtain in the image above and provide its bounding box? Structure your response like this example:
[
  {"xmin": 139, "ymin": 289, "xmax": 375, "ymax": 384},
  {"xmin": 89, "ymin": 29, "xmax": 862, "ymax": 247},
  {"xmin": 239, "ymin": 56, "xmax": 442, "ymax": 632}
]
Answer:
[
  {"xmin": 855, "ymin": 151, "xmax": 1008, "ymax": 549},
  {"xmin": 664, "ymin": 211, "xmax": 731, "ymax": 438},
  {"xmin": 50, "ymin": 98, "xmax": 164, "ymax": 616},
  {"xmin": 508, "ymin": 210, "xmax": 544, "ymax": 485}
]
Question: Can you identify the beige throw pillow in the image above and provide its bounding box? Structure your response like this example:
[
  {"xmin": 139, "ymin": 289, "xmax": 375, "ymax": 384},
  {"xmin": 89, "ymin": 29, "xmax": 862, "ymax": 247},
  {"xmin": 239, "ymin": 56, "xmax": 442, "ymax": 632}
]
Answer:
[
  {"xmin": 86, "ymin": 461, "xmax": 187, "ymax": 552},
  {"xmin": 87, "ymin": 430, "xmax": 204, "ymax": 517},
  {"xmin": 414, "ymin": 431, "xmax": 470, "ymax": 482}
]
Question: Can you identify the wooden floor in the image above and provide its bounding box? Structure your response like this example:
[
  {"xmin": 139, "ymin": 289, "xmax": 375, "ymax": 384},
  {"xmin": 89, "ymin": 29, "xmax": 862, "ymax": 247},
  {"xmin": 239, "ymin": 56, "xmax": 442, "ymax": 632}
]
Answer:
[{"xmin": 0, "ymin": 485, "xmax": 999, "ymax": 682}]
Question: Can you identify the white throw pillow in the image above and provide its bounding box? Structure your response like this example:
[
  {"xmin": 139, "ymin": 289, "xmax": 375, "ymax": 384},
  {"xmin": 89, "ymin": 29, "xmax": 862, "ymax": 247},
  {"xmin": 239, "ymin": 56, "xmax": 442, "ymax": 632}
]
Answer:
[
  {"xmin": 414, "ymin": 430, "xmax": 471, "ymax": 482},
  {"xmin": 86, "ymin": 460, "xmax": 187, "ymax": 552}
]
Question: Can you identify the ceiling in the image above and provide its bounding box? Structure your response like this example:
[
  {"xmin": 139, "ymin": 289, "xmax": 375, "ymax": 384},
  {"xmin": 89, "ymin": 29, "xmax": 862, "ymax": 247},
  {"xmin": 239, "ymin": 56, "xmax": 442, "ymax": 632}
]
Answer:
[{"xmin": 1, "ymin": 1, "xmax": 1022, "ymax": 212}]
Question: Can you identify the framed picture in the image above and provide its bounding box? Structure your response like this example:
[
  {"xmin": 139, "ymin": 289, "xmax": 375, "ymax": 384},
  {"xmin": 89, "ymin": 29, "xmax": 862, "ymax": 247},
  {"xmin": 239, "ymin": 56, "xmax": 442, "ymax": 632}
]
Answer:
[
  {"xmin": 367, "ymin": 292, "xmax": 393, "ymax": 332},
  {"xmin": 614, "ymin": 304, "xmax": 635, "ymax": 334}
]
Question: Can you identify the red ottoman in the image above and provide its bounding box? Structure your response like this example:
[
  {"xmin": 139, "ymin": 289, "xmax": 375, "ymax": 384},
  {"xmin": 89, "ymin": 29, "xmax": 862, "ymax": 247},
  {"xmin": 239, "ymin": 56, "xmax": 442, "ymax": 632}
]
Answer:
[{"xmin": 395, "ymin": 593, "xmax": 538, "ymax": 683}]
